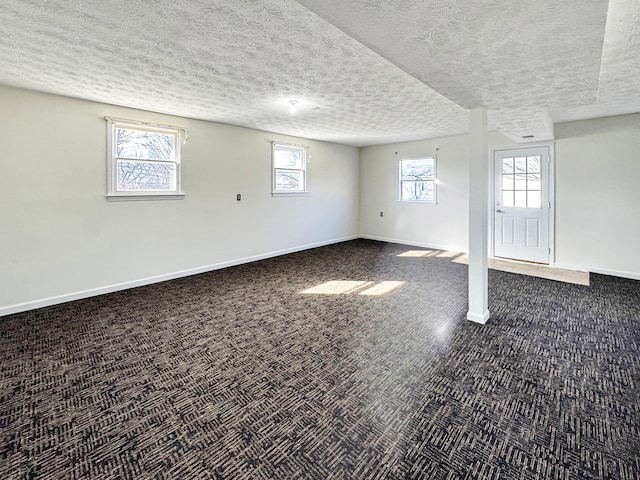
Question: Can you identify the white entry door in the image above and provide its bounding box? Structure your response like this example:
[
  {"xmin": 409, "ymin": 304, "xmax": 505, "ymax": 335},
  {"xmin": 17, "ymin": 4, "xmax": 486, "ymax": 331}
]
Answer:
[{"xmin": 494, "ymin": 147, "xmax": 550, "ymax": 264}]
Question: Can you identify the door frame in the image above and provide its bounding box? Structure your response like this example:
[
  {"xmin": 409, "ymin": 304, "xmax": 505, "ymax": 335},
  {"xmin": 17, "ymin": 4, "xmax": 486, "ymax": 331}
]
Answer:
[{"xmin": 490, "ymin": 141, "xmax": 555, "ymax": 266}]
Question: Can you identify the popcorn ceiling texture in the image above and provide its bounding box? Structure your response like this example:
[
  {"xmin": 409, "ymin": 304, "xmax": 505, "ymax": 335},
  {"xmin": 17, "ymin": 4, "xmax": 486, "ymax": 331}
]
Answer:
[
  {"xmin": 550, "ymin": 0, "xmax": 640, "ymax": 124},
  {"xmin": 0, "ymin": 0, "xmax": 637, "ymax": 145},
  {"xmin": 298, "ymin": 0, "xmax": 614, "ymax": 141},
  {"xmin": 0, "ymin": 0, "xmax": 468, "ymax": 146}
]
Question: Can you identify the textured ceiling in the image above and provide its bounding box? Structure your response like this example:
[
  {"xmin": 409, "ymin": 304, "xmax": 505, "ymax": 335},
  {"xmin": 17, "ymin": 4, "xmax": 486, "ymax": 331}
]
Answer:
[
  {"xmin": 0, "ymin": 0, "xmax": 637, "ymax": 146},
  {"xmin": 0, "ymin": 0, "xmax": 468, "ymax": 146},
  {"xmin": 297, "ymin": 0, "xmax": 612, "ymax": 141},
  {"xmin": 549, "ymin": 0, "xmax": 640, "ymax": 123}
]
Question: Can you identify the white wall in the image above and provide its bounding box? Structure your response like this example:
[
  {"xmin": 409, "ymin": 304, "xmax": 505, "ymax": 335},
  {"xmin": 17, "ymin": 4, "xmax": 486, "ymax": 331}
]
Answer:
[
  {"xmin": 0, "ymin": 86, "xmax": 360, "ymax": 315},
  {"xmin": 359, "ymin": 136, "xmax": 468, "ymax": 251},
  {"xmin": 3, "ymin": 87, "xmax": 638, "ymax": 316},
  {"xmin": 554, "ymin": 114, "xmax": 640, "ymax": 278},
  {"xmin": 360, "ymin": 118, "xmax": 640, "ymax": 280},
  {"xmin": 359, "ymin": 131, "xmax": 512, "ymax": 252}
]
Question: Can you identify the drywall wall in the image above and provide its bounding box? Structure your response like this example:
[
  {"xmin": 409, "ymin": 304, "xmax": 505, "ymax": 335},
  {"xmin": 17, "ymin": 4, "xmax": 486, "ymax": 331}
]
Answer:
[
  {"xmin": 360, "ymin": 115, "xmax": 640, "ymax": 279},
  {"xmin": 359, "ymin": 131, "xmax": 512, "ymax": 252},
  {"xmin": 554, "ymin": 114, "xmax": 640, "ymax": 278},
  {"xmin": 359, "ymin": 135, "xmax": 469, "ymax": 251},
  {"xmin": 360, "ymin": 114, "xmax": 640, "ymax": 279},
  {"xmin": 0, "ymin": 86, "xmax": 360, "ymax": 314}
]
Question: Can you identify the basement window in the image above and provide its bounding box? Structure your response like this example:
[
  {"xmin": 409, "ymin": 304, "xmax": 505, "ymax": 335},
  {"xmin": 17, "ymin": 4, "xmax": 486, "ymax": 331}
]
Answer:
[
  {"xmin": 272, "ymin": 142, "xmax": 308, "ymax": 195},
  {"xmin": 399, "ymin": 157, "xmax": 436, "ymax": 203},
  {"xmin": 107, "ymin": 118, "xmax": 185, "ymax": 200}
]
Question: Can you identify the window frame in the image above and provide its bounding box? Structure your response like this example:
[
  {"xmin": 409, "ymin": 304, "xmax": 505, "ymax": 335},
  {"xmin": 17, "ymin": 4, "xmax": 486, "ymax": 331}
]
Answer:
[
  {"xmin": 398, "ymin": 156, "xmax": 437, "ymax": 204},
  {"xmin": 499, "ymin": 155, "xmax": 542, "ymax": 209},
  {"xmin": 106, "ymin": 118, "xmax": 185, "ymax": 200},
  {"xmin": 271, "ymin": 142, "xmax": 309, "ymax": 196}
]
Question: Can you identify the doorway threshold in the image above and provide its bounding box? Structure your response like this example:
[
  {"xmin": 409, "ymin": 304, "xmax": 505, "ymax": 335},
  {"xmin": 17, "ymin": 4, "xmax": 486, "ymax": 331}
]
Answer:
[{"xmin": 453, "ymin": 254, "xmax": 590, "ymax": 286}]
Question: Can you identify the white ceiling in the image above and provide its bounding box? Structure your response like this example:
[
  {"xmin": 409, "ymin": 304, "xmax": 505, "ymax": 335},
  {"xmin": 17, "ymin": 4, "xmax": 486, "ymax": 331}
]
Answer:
[{"xmin": 0, "ymin": 0, "xmax": 637, "ymax": 147}]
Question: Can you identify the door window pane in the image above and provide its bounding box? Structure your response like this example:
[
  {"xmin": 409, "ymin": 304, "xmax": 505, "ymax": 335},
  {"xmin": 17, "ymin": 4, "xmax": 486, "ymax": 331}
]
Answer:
[
  {"xmin": 500, "ymin": 154, "xmax": 543, "ymax": 208},
  {"xmin": 515, "ymin": 157, "xmax": 527, "ymax": 173},
  {"xmin": 528, "ymin": 177, "xmax": 541, "ymax": 191},
  {"xmin": 514, "ymin": 174, "xmax": 527, "ymax": 190},
  {"xmin": 528, "ymin": 191, "xmax": 541, "ymax": 208},
  {"xmin": 503, "ymin": 191, "xmax": 514, "ymax": 207},
  {"xmin": 502, "ymin": 174, "xmax": 514, "ymax": 190},
  {"xmin": 527, "ymin": 156, "xmax": 541, "ymax": 173},
  {"xmin": 502, "ymin": 158, "xmax": 514, "ymax": 174}
]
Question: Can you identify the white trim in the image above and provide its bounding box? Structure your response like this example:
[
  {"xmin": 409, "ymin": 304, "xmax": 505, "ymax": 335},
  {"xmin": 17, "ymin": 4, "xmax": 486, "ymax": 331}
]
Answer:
[
  {"xmin": 104, "ymin": 116, "xmax": 188, "ymax": 139},
  {"xmin": 4, "ymin": 235, "xmax": 639, "ymax": 317},
  {"xmin": 107, "ymin": 119, "xmax": 184, "ymax": 198},
  {"xmin": 548, "ymin": 142, "xmax": 556, "ymax": 266},
  {"xmin": 107, "ymin": 194, "xmax": 185, "ymax": 201},
  {"xmin": 398, "ymin": 156, "xmax": 437, "ymax": 204},
  {"xmin": 396, "ymin": 201, "xmax": 438, "ymax": 206},
  {"xmin": 269, "ymin": 140, "xmax": 310, "ymax": 150},
  {"xmin": 554, "ymin": 263, "xmax": 640, "ymax": 281},
  {"xmin": 360, "ymin": 235, "xmax": 465, "ymax": 253},
  {"xmin": 491, "ymin": 142, "xmax": 555, "ymax": 264},
  {"xmin": 467, "ymin": 309, "xmax": 490, "ymax": 324},
  {"xmin": 272, "ymin": 142, "xmax": 308, "ymax": 194},
  {"xmin": 271, "ymin": 192, "xmax": 308, "ymax": 197},
  {"xmin": 0, "ymin": 235, "xmax": 358, "ymax": 317}
]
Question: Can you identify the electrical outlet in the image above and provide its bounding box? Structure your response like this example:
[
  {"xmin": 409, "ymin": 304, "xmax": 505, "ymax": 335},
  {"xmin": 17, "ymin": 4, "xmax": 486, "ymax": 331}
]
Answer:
[
  {"xmin": 380, "ymin": 211, "xmax": 383, "ymax": 217},
  {"xmin": 236, "ymin": 194, "xmax": 241, "ymax": 201}
]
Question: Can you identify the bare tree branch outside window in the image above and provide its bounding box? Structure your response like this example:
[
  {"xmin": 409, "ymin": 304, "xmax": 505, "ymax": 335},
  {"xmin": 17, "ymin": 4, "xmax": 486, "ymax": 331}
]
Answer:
[
  {"xmin": 400, "ymin": 158, "xmax": 435, "ymax": 202},
  {"xmin": 273, "ymin": 143, "xmax": 307, "ymax": 193},
  {"xmin": 115, "ymin": 127, "xmax": 177, "ymax": 191}
]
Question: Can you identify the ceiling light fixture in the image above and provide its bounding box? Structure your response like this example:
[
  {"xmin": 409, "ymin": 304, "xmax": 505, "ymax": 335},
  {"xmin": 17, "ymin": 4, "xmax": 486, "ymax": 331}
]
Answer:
[{"xmin": 288, "ymin": 100, "xmax": 298, "ymax": 115}]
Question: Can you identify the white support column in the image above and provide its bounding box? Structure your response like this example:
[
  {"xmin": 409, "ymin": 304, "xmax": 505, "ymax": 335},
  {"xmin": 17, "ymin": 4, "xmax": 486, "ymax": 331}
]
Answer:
[{"xmin": 467, "ymin": 107, "xmax": 490, "ymax": 324}]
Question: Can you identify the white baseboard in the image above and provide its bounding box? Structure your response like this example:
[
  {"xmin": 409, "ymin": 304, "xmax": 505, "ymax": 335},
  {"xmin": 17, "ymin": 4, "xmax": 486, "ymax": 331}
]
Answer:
[
  {"xmin": 5, "ymin": 237, "xmax": 638, "ymax": 317},
  {"xmin": 0, "ymin": 235, "xmax": 358, "ymax": 317},
  {"xmin": 359, "ymin": 235, "xmax": 465, "ymax": 253},
  {"xmin": 467, "ymin": 309, "xmax": 490, "ymax": 324},
  {"xmin": 554, "ymin": 262, "xmax": 640, "ymax": 281}
]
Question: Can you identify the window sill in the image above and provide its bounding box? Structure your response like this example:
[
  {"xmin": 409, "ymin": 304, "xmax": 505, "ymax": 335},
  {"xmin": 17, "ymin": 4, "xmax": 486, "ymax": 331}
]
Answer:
[
  {"xmin": 272, "ymin": 192, "xmax": 308, "ymax": 197},
  {"xmin": 107, "ymin": 194, "xmax": 185, "ymax": 202},
  {"xmin": 397, "ymin": 201, "xmax": 438, "ymax": 206}
]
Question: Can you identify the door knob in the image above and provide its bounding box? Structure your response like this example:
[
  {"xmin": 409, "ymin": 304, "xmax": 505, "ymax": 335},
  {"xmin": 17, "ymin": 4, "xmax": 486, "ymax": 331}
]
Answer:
[{"xmin": 496, "ymin": 209, "xmax": 505, "ymax": 213}]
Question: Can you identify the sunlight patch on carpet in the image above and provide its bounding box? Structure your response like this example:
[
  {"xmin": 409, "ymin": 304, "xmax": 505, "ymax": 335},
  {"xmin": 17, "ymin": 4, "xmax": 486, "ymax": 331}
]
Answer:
[
  {"xmin": 301, "ymin": 280, "xmax": 372, "ymax": 295},
  {"xmin": 359, "ymin": 281, "xmax": 405, "ymax": 296}
]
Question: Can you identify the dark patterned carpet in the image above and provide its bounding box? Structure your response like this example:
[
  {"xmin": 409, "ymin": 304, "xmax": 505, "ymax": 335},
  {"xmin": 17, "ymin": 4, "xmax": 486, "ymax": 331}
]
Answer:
[{"xmin": 1, "ymin": 239, "xmax": 639, "ymax": 479}]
